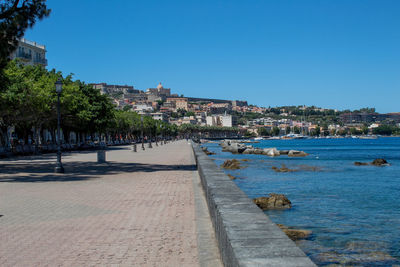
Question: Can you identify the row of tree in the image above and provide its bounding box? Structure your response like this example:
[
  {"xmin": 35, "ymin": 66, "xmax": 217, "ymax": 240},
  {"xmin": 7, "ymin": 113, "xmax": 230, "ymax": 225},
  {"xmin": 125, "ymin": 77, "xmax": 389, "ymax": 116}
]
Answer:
[{"xmin": 0, "ymin": 61, "xmax": 178, "ymax": 147}]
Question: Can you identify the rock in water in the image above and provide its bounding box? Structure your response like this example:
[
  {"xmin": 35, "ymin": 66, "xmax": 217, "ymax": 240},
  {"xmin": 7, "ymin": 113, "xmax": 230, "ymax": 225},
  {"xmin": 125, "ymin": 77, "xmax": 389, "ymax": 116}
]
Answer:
[
  {"xmin": 263, "ymin": 147, "xmax": 280, "ymax": 157},
  {"xmin": 201, "ymin": 147, "xmax": 215, "ymax": 155},
  {"xmin": 227, "ymin": 174, "xmax": 236, "ymax": 180},
  {"xmin": 288, "ymin": 150, "xmax": 309, "ymax": 157},
  {"xmin": 371, "ymin": 158, "xmax": 389, "ymax": 166},
  {"xmin": 221, "ymin": 159, "xmax": 242, "ymax": 170},
  {"xmin": 277, "ymin": 224, "xmax": 312, "ymax": 241},
  {"xmin": 272, "ymin": 164, "xmax": 297, "ymax": 172},
  {"xmin": 253, "ymin": 193, "xmax": 292, "ymax": 210},
  {"xmin": 279, "ymin": 150, "xmax": 289, "ymax": 155},
  {"xmin": 354, "ymin": 159, "xmax": 390, "ymax": 166}
]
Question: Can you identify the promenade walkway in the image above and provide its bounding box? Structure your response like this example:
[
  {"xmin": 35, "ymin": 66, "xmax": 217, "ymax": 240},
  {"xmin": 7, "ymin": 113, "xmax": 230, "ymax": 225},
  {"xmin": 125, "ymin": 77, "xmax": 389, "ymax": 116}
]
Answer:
[{"xmin": 0, "ymin": 140, "xmax": 222, "ymax": 267}]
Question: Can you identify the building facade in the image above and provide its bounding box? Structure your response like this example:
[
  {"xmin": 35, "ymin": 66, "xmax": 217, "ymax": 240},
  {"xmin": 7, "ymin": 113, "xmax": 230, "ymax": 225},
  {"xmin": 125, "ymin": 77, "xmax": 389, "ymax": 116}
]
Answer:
[
  {"xmin": 166, "ymin": 97, "xmax": 188, "ymax": 111},
  {"xmin": 146, "ymin": 83, "xmax": 171, "ymax": 99},
  {"xmin": 92, "ymin": 83, "xmax": 138, "ymax": 95},
  {"xmin": 10, "ymin": 38, "xmax": 47, "ymax": 67}
]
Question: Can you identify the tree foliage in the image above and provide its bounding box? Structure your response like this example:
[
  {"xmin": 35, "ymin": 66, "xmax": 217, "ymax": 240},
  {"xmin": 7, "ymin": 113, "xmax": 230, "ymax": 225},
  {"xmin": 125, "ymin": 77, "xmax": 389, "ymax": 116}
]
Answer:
[
  {"xmin": 0, "ymin": 0, "xmax": 50, "ymax": 72},
  {"xmin": 0, "ymin": 60, "xmax": 177, "ymax": 146}
]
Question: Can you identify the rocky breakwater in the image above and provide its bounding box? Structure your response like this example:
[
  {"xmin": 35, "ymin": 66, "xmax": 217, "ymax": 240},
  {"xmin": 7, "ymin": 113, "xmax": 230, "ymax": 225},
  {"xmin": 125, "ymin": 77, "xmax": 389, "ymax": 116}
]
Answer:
[{"xmin": 220, "ymin": 140, "xmax": 308, "ymax": 157}]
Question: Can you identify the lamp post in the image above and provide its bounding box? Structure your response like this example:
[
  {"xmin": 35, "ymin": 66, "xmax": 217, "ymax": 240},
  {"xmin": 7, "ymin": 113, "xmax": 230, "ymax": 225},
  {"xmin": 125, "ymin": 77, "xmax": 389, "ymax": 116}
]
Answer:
[
  {"xmin": 155, "ymin": 122, "xmax": 158, "ymax": 146},
  {"xmin": 141, "ymin": 114, "xmax": 145, "ymax": 150},
  {"xmin": 54, "ymin": 78, "xmax": 64, "ymax": 173}
]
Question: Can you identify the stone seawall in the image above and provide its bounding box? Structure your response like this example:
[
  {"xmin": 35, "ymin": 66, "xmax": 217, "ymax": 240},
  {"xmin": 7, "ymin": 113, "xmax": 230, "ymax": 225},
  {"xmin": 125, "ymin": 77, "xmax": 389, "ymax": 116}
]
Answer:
[{"xmin": 192, "ymin": 143, "xmax": 316, "ymax": 267}]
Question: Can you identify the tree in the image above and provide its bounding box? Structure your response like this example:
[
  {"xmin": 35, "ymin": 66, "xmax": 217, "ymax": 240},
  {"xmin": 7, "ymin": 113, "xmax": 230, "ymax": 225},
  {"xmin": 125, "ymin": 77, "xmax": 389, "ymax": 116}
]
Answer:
[
  {"xmin": 0, "ymin": 0, "xmax": 51, "ymax": 72},
  {"xmin": 271, "ymin": 126, "xmax": 280, "ymax": 136},
  {"xmin": 311, "ymin": 126, "xmax": 320, "ymax": 137},
  {"xmin": 372, "ymin": 125, "xmax": 395, "ymax": 136},
  {"xmin": 122, "ymin": 105, "xmax": 132, "ymax": 112},
  {"xmin": 349, "ymin": 127, "xmax": 362, "ymax": 135},
  {"xmin": 257, "ymin": 127, "xmax": 270, "ymax": 136}
]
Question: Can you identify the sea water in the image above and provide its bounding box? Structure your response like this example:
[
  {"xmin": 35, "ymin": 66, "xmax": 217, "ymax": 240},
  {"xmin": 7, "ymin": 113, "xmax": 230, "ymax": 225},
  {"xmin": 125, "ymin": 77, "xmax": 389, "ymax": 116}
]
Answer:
[{"xmin": 203, "ymin": 137, "xmax": 400, "ymax": 266}]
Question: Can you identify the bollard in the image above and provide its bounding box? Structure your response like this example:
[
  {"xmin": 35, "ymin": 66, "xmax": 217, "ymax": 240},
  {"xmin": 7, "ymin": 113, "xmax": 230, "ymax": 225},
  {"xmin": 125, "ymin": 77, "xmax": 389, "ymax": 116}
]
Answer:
[
  {"xmin": 97, "ymin": 150, "xmax": 106, "ymax": 163},
  {"xmin": 132, "ymin": 143, "xmax": 137, "ymax": 152},
  {"xmin": 148, "ymin": 142, "xmax": 152, "ymax": 148}
]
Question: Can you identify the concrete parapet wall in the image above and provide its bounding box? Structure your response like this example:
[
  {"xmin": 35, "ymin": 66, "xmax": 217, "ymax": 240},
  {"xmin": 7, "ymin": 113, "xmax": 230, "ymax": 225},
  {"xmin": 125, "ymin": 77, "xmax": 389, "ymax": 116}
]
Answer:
[{"xmin": 192, "ymin": 144, "xmax": 316, "ymax": 267}]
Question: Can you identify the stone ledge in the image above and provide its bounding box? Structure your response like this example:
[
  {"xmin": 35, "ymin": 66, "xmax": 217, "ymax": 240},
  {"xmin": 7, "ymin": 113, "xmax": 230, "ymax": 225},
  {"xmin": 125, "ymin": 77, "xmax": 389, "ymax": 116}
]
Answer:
[{"xmin": 192, "ymin": 143, "xmax": 316, "ymax": 267}]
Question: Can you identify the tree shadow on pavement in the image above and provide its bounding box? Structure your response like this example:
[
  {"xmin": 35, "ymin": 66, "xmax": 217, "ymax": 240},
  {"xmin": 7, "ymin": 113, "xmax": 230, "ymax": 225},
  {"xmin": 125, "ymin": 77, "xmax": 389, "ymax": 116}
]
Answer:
[{"xmin": 0, "ymin": 161, "xmax": 197, "ymax": 183}]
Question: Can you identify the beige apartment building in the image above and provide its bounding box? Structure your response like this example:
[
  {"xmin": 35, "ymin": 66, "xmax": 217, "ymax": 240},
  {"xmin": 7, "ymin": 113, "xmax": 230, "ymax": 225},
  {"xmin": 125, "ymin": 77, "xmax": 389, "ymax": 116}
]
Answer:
[{"xmin": 166, "ymin": 97, "xmax": 188, "ymax": 111}]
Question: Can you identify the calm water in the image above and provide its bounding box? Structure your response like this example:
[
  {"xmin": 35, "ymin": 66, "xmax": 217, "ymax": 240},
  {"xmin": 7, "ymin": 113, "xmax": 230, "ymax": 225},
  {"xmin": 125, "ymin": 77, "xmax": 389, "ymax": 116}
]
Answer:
[{"xmin": 204, "ymin": 137, "xmax": 400, "ymax": 266}]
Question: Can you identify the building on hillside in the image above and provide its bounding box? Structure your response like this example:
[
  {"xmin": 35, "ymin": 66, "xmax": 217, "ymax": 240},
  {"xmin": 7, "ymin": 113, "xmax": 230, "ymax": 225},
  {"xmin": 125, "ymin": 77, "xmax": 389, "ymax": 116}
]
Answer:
[
  {"xmin": 149, "ymin": 112, "xmax": 168, "ymax": 122},
  {"xmin": 132, "ymin": 104, "xmax": 153, "ymax": 113},
  {"xmin": 387, "ymin": 113, "xmax": 400, "ymax": 123},
  {"xmin": 231, "ymin": 100, "xmax": 248, "ymax": 107},
  {"xmin": 146, "ymin": 83, "xmax": 171, "ymax": 100},
  {"xmin": 206, "ymin": 114, "xmax": 236, "ymax": 127},
  {"xmin": 209, "ymin": 103, "xmax": 232, "ymax": 114},
  {"xmin": 166, "ymin": 97, "xmax": 188, "ymax": 111},
  {"xmin": 10, "ymin": 38, "xmax": 47, "ymax": 67},
  {"xmin": 338, "ymin": 112, "xmax": 400, "ymax": 124},
  {"xmin": 124, "ymin": 92, "xmax": 147, "ymax": 103},
  {"xmin": 92, "ymin": 83, "xmax": 138, "ymax": 95}
]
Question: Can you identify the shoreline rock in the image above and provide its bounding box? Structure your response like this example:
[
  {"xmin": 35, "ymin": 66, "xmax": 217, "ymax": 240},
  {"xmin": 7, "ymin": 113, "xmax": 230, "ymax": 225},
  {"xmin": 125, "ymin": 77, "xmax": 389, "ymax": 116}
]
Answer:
[
  {"xmin": 354, "ymin": 158, "xmax": 390, "ymax": 166},
  {"xmin": 253, "ymin": 193, "xmax": 292, "ymax": 210},
  {"xmin": 219, "ymin": 140, "xmax": 308, "ymax": 157},
  {"xmin": 201, "ymin": 146, "xmax": 215, "ymax": 155},
  {"xmin": 288, "ymin": 150, "xmax": 309, "ymax": 157},
  {"xmin": 221, "ymin": 159, "xmax": 243, "ymax": 170},
  {"xmin": 277, "ymin": 224, "xmax": 312, "ymax": 241},
  {"xmin": 227, "ymin": 174, "xmax": 237, "ymax": 180},
  {"xmin": 371, "ymin": 158, "xmax": 389, "ymax": 166},
  {"xmin": 272, "ymin": 164, "xmax": 297, "ymax": 172}
]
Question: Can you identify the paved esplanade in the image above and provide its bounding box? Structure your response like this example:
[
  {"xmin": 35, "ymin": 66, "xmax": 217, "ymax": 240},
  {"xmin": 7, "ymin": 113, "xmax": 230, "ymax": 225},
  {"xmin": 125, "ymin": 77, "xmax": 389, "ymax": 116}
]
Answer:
[{"xmin": 0, "ymin": 141, "xmax": 222, "ymax": 267}]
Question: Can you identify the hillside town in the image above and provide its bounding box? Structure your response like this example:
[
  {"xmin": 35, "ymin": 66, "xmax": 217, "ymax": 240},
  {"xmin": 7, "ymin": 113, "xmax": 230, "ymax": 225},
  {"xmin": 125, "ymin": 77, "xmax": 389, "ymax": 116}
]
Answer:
[
  {"xmin": 7, "ymin": 37, "xmax": 400, "ymax": 139},
  {"xmin": 92, "ymin": 81, "xmax": 400, "ymax": 137}
]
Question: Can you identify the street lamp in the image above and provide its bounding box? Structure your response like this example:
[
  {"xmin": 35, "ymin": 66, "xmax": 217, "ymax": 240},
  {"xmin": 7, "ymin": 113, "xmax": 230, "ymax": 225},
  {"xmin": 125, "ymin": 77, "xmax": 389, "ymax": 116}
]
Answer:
[
  {"xmin": 141, "ymin": 114, "xmax": 145, "ymax": 150},
  {"xmin": 160, "ymin": 124, "xmax": 163, "ymax": 146},
  {"xmin": 54, "ymin": 78, "xmax": 64, "ymax": 173},
  {"xmin": 155, "ymin": 122, "xmax": 159, "ymax": 146}
]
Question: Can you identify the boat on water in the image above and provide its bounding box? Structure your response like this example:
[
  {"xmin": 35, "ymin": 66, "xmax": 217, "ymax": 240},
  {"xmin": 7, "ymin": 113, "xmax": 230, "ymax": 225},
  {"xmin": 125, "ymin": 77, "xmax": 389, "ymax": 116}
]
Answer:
[
  {"xmin": 359, "ymin": 135, "xmax": 378, "ymax": 139},
  {"xmin": 284, "ymin": 134, "xmax": 308, "ymax": 139},
  {"xmin": 253, "ymin": 137, "xmax": 264, "ymax": 141}
]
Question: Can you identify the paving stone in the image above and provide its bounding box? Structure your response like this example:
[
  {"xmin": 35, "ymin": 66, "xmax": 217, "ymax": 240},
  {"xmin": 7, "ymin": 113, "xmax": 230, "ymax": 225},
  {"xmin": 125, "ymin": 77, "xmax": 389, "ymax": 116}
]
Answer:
[{"xmin": 0, "ymin": 141, "xmax": 220, "ymax": 267}]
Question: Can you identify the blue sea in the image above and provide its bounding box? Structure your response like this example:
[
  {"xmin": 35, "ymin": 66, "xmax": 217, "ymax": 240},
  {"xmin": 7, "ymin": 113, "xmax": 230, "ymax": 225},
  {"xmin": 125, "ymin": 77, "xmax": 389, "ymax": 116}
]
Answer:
[{"xmin": 203, "ymin": 137, "xmax": 400, "ymax": 266}]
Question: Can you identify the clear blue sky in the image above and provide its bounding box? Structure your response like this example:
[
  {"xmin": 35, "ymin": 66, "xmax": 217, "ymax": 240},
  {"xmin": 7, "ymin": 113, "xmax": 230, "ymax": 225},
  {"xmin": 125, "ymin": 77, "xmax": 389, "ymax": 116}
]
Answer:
[{"xmin": 25, "ymin": 0, "xmax": 400, "ymax": 113}]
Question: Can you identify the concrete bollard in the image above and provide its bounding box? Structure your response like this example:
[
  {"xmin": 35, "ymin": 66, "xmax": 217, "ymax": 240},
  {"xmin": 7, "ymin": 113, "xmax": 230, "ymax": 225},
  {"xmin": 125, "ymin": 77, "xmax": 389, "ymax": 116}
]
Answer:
[
  {"xmin": 132, "ymin": 144, "xmax": 137, "ymax": 152},
  {"xmin": 148, "ymin": 142, "xmax": 152, "ymax": 148},
  {"xmin": 97, "ymin": 150, "xmax": 106, "ymax": 163}
]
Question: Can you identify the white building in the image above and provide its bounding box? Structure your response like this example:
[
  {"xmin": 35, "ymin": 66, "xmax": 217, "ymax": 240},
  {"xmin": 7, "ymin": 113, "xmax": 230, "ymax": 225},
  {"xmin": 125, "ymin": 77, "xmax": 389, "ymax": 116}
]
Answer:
[
  {"xmin": 220, "ymin": 115, "xmax": 233, "ymax": 127},
  {"xmin": 206, "ymin": 115, "xmax": 235, "ymax": 127},
  {"xmin": 132, "ymin": 104, "xmax": 153, "ymax": 113},
  {"xmin": 150, "ymin": 112, "xmax": 168, "ymax": 122},
  {"xmin": 10, "ymin": 38, "xmax": 47, "ymax": 67}
]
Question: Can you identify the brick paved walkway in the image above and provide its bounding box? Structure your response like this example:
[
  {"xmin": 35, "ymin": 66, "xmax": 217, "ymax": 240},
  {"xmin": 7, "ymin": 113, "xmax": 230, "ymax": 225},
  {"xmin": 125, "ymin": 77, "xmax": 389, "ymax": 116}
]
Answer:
[{"xmin": 0, "ymin": 141, "xmax": 221, "ymax": 267}]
